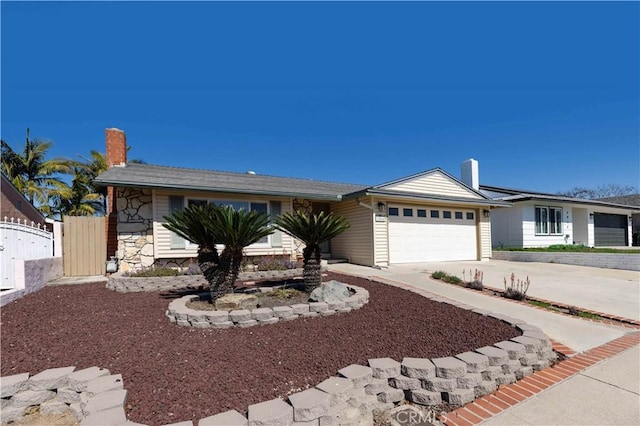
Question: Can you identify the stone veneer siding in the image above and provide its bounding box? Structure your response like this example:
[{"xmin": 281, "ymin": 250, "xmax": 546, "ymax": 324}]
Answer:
[
  {"xmin": 492, "ymin": 251, "xmax": 640, "ymax": 271},
  {"xmin": 115, "ymin": 187, "xmax": 154, "ymax": 273},
  {"xmin": 166, "ymin": 285, "xmax": 369, "ymax": 328}
]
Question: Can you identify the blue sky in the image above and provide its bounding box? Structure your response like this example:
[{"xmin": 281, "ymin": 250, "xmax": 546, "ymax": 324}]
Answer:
[{"xmin": 2, "ymin": 1, "xmax": 638, "ymax": 193}]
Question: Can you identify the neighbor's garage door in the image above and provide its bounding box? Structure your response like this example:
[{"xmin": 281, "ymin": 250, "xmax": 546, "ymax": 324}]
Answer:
[
  {"xmin": 388, "ymin": 206, "xmax": 478, "ymax": 263},
  {"xmin": 594, "ymin": 213, "xmax": 628, "ymax": 246}
]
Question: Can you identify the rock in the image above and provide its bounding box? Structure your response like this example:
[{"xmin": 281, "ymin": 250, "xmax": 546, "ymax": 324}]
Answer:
[
  {"xmin": 309, "ymin": 281, "xmax": 352, "ymax": 302},
  {"xmin": 215, "ymin": 294, "xmax": 258, "ymax": 311}
]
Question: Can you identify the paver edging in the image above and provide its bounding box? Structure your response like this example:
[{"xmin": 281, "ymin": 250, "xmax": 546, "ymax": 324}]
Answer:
[
  {"xmin": 0, "ymin": 366, "xmax": 126, "ymax": 425},
  {"xmin": 165, "ymin": 285, "xmax": 370, "ymax": 329}
]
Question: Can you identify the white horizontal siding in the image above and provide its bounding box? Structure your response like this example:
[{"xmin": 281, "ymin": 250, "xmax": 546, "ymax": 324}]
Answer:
[
  {"xmin": 490, "ymin": 206, "xmax": 523, "ymax": 248},
  {"xmin": 331, "ymin": 200, "xmax": 374, "ymax": 266},
  {"xmin": 479, "ymin": 212, "xmax": 491, "ymax": 260},
  {"xmin": 154, "ymin": 190, "xmax": 295, "ymax": 259},
  {"xmin": 383, "ymin": 171, "xmax": 483, "ymax": 199}
]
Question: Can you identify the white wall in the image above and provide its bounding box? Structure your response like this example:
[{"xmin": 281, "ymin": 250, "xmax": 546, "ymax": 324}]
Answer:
[
  {"xmin": 0, "ymin": 257, "xmax": 63, "ymax": 307},
  {"xmin": 490, "ymin": 206, "xmax": 523, "ymax": 248}
]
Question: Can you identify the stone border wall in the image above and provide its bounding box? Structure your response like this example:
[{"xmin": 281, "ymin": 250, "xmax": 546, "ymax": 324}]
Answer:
[
  {"xmin": 492, "ymin": 250, "xmax": 640, "ymax": 271},
  {"xmin": 166, "ymin": 285, "xmax": 370, "ymax": 328},
  {"xmin": 0, "ymin": 257, "xmax": 63, "ymax": 307},
  {"xmin": 107, "ymin": 268, "xmax": 309, "ymax": 293},
  {"xmin": 1, "ymin": 366, "xmax": 127, "ymax": 425}
]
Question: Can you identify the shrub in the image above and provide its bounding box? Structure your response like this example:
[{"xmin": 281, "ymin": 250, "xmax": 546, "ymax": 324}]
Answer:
[
  {"xmin": 503, "ymin": 273, "xmax": 530, "ymax": 301},
  {"xmin": 125, "ymin": 267, "xmax": 180, "ymax": 277},
  {"xmin": 442, "ymin": 274, "xmax": 463, "ymax": 285},
  {"xmin": 257, "ymin": 255, "xmax": 298, "ymax": 271},
  {"xmin": 432, "ymin": 270, "xmax": 447, "ymax": 280},
  {"xmin": 463, "ymin": 268, "xmax": 484, "ymax": 290},
  {"xmin": 431, "ymin": 270, "xmax": 463, "ymax": 285},
  {"xmin": 568, "ymin": 306, "xmax": 580, "ymax": 316}
]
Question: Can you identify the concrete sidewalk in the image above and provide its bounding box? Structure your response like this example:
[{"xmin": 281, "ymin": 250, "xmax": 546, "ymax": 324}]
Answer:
[
  {"xmin": 482, "ymin": 345, "xmax": 640, "ymax": 425},
  {"xmin": 328, "ymin": 263, "xmax": 633, "ymax": 353}
]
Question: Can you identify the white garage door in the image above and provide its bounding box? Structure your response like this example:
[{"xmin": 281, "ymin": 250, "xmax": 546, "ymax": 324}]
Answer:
[{"xmin": 388, "ymin": 206, "xmax": 478, "ymax": 263}]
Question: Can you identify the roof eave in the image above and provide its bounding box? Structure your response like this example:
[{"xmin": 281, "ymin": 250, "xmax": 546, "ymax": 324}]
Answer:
[
  {"xmin": 93, "ymin": 179, "xmax": 344, "ymax": 201},
  {"xmin": 344, "ymin": 189, "xmax": 512, "ymax": 207}
]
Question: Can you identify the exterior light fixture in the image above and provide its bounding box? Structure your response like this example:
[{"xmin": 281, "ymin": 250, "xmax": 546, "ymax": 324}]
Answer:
[
  {"xmin": 377, "ymin": 202, "xmax": 386, "ymax": 213},
  {"xmin": 483, "ymin": 209, "xmax": 490, "ymax": 218},
  {"xmin": 589, "ymin": 213, "xmax": 594, "ymax": 219}
]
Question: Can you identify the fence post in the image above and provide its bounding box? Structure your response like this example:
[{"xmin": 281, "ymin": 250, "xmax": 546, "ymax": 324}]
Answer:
[{"xmin": 52, "ymin": 221, "xmax": 63, "ymax": 258}]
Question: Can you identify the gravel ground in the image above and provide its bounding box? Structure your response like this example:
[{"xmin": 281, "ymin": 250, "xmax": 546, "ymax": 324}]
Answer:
[{"xmin": 1, "ymin": 272, "xmax": 519, "ymax": 425}]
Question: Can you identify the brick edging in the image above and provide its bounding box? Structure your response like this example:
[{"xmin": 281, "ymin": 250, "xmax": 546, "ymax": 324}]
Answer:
[{"xmin": 441, "ymin": 331, "xmax": 640, "ymax": 426}]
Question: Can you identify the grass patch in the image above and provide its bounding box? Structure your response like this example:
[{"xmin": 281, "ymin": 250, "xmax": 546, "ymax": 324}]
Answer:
[
  {"xmin": 495, "ymin": 244, "xmax": 640, "ymax": 254},
  {"xmin": 528, "ymin": 300, "xmax": 552, "ymax": 309}
]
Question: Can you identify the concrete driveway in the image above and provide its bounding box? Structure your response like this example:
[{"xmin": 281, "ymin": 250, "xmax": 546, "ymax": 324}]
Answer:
[{"xmin": 389, "ymin": 260, "xmax": 640, "ymax": 321}]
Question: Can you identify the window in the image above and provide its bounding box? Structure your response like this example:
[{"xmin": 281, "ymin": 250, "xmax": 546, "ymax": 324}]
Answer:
[
  {"xmin": 389, "ymin": 207, "xmax": 399, "ymax": 216},
  {"xmin": 455, "ymin": 212, "xmax": 463, "ymax": 219},
  {"xmin": 185, "ymin": 198, "xmax": 272, "ymax": 245},
  {"xmin": 430, "ymin": 210, "xmax": 439, "ymax": 218},
  {"xmin": 443, "ymin": 211, "xmax": 452, "ymax": 219},
  {"xmin": 417, "ymin": 209, "xmax": 427, "ymax": 218},
  {"xmin": 466, "ymin": 212, "xmax": 474, "ymax": 220},
  {"xmin": 535, "ymin": 206, "xmax": 562, "ymax": 235},
  {"xmin": 403, "ymin": 208, "xmax": 413, "ymax": 217}
]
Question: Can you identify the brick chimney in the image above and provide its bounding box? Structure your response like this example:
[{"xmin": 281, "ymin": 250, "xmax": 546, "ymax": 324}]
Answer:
[
  {"xmin": 105, "ymin": 128, "xmax": 127, "ymax": 262},
  {"xmin": 106, "ymin": 128, "xmax": 127, "ymax": 168}
]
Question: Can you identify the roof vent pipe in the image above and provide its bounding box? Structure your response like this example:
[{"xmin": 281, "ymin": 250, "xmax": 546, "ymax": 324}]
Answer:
[{"xmin": 246, "ymin": 171, "xmax": 256, "ymax": 175}]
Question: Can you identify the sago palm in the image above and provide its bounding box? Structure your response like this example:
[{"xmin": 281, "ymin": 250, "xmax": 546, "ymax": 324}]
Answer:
[
  {"xmin": 208, "ymin": 206, "xmax": 274, "ymax": 300},
  {"xmin": 274, "ymin": 211, "xmax": 350, "ymax": 292},
  {"xmin": 163, "ymin": 203, "xmax": 221, "ymax": 286}
]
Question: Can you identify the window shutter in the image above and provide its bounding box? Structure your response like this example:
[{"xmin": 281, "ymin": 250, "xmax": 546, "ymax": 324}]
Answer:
[
  {"xmin": 270, "ymin": 201, "xmax": 282, "ymax": 248},
  {"xmin": 169, "ymin": 196, "xmax": 185, "ymax": 249}
]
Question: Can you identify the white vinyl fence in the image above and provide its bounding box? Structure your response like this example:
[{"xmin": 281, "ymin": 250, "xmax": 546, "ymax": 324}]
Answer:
[{"xmin": 0, "ymin": 217, "xmax": 53, "ymax": 290}]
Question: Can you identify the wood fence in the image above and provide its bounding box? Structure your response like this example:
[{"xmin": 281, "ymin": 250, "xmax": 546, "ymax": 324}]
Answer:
[{"xmin": 63, "ymin": 216, "xmax": 106, "ymax": 276}]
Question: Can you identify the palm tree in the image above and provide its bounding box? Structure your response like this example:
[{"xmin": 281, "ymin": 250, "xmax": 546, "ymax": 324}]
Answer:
[
  {"xmin": 1, "ymin": 134, "xmax": 71, "ymax": 214},
  {"xmin": 208, "ymin": 206, "xmax": 274, "ymax": 300},
  {"xmin": 163, "ymin": 203, "xmax": 221, "ymax": 287},
  {"xmin": 274, "ymin": 211, "xmax": 350, "ymax": 292},
  {"xmin": 49, "ymin": 163, "xmax": 104, "ymax": 217}
]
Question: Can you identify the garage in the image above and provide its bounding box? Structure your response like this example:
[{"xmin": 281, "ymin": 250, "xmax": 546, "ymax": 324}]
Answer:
[
  {"xmin": 388, "ymin": 205, "xmax": 478, "ymax": 263},
  {"xmin": 594, "ymin": 213, "xmax": 628, "ymax": 246}
]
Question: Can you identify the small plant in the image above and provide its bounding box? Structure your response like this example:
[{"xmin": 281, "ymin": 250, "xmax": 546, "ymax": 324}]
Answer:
[
  {"xmin": 463, "ymin": 268, "xmax": 484, "ymax": 290},
  {"xmin": 568, "ymin": 306, "xmax": 580, "ymax": 316},
  {"xmin": 270, "ymin": 288, "xmax": 302, "ymax": 299},
  {"xmin": 503, "ymin": 273, "xmax": 530, "ymax": 301},
  {"xmin": 432, "ymin": 270, "xmax": 463, "ymax": 285},
  {"xmin": 256, "ymin": 255, "xmax": 298, "ymax": 271},
  {"xmin": 183, "ymin": 261, "xmax": 202, "ymax": 276},
  {"xmin": 432, "ymin": 270, "xmax": 447, "ymax": 280},
  {"xmin": 125, "ymin": 267, "xmax": 180, "ymax": 277}
]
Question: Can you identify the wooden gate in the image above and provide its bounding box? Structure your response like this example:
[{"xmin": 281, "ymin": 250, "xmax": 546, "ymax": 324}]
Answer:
[{"xmin": 63, "ymin": 216, "xmax": 106, "ymax": 276}]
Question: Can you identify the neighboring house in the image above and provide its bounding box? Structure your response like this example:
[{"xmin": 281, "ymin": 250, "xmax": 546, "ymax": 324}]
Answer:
[
  {"xmin": 465, "ymin": 159, "xmax": 639, "ymax": 248},
  {"xmin": 597, "ymin": 194, "xmax": 640, "ymax": 246},
  {"xmin": 94, "ymin": 129, "xmax": 508, "ymax": 272},
  {"xmin": 1, "ymin": 173, "xmax": 47, "ymax": 225}
]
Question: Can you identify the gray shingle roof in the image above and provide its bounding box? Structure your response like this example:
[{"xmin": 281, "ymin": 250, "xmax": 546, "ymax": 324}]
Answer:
[
  {"xmin": 597, "ymin": 194, "xmax": 640, "ymax": 207},
  {"xmin": 94, "ymin": 163, "xmax": 368, "ymax": 200}
]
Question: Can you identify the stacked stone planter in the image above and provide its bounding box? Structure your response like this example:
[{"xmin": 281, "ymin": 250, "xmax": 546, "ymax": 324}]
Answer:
[
  {"xmin": 166, "ymin": 285, "xmax": 370, "ymax": 328},
  {"xmin": 107, "ymin": 268, "xmax": 311, "ymax": 293},
  {"xmin": 0, "ymin": 366, "xmax": 128, "ymax": 426}
]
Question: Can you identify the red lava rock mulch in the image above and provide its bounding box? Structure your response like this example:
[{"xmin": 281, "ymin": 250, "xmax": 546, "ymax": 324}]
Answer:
[{"xmin": 0, "ymin": 272, "xmax": 519, "ymax": 425}]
